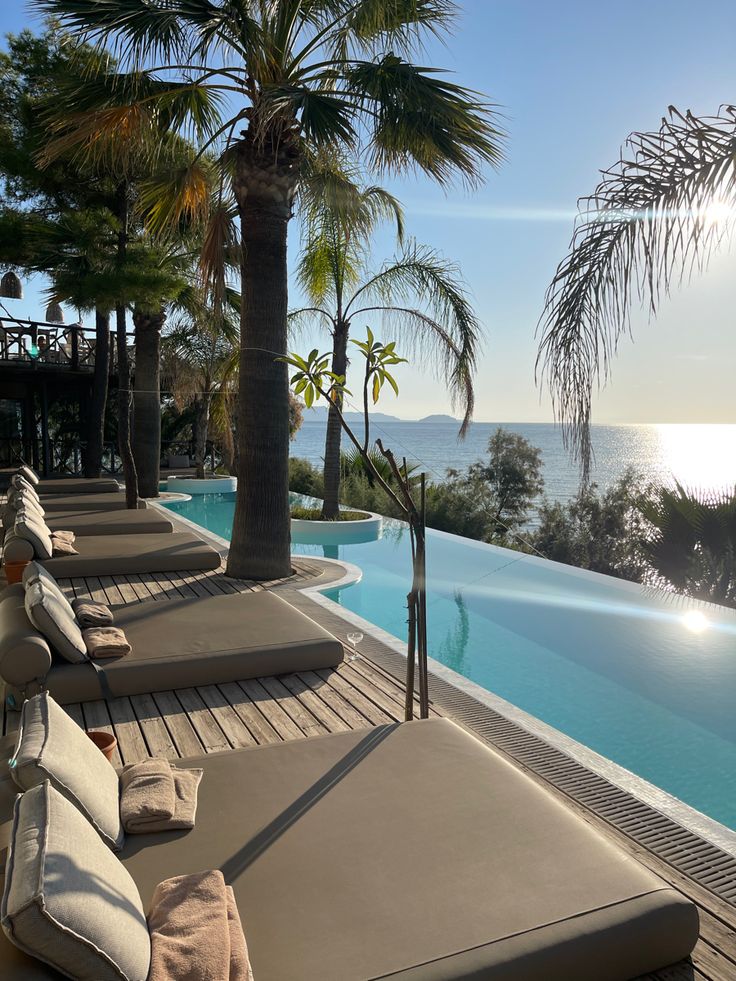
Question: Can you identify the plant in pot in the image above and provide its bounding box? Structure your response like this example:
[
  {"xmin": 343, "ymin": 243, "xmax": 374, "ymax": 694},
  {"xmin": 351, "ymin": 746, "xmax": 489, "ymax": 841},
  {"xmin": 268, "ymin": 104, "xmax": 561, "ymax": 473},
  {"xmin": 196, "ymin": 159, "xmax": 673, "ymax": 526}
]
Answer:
[{"xmin": 282, "ymin": 333, "xmax": 430, "ymax": 719}]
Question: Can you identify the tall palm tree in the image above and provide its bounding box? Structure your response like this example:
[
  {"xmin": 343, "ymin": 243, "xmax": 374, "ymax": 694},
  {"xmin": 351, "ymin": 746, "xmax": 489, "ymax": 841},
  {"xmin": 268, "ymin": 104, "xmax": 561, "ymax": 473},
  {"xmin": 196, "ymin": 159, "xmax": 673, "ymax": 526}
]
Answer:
[
  {"xmin": 35, "ymin": 0, "xmax": 505, "ymax": 579},
  {"xmin": 292, "ymin": 205, "xmax": 481, "ymax": 517},
  {"xmin": 537, "ymin": 106, "xmax": 736, "ymax": 481}
]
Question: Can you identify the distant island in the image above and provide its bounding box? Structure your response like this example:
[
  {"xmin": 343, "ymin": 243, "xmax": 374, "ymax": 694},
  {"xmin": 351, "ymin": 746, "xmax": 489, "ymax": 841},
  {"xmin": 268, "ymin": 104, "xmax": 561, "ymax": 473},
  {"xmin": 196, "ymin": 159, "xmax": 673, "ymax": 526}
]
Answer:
[
  {"xmin": 304, "ymin": 406, "xmax": 401, "ymax": 423},
  {"xmin": 417, "ymin": 414, "xmax": 460, "ymax": 424}
]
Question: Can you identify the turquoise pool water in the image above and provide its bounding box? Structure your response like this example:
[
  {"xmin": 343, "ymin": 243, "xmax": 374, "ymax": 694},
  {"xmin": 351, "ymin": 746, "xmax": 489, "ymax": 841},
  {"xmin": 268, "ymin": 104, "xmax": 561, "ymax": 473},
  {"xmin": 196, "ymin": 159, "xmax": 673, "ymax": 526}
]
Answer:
[{"xmin": 163, "ymin": 492, "xmax": 736, "ymax": 830}]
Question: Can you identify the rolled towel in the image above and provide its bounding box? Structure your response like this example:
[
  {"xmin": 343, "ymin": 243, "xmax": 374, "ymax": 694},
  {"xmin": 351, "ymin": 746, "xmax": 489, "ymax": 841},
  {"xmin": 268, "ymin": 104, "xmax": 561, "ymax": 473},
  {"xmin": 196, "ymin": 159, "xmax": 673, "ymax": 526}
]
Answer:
[
  {"xmin": 51, "ymin": 529, "xmax": 76, "ymax": 544},
  {"xmin": 72, "ymin": 597, "xmax": 114, "ymax": 628},
  {"xmin": 226, "ymin": 886, "xmax": 254, "ymax": 981},
  {"xmin": 51, "ymin": 537, "xmax": 79, "ymax": 556},
  {"xmin": 82, "ymin": 625, "xmax": 131, "ymax": 659},
  {"xmin": 147, "ymin": 870, "xmax": 231, "ymax": 981},
  {"xmin": 121, "ymin": 758, "xmax": 203, "ymax": 833}
]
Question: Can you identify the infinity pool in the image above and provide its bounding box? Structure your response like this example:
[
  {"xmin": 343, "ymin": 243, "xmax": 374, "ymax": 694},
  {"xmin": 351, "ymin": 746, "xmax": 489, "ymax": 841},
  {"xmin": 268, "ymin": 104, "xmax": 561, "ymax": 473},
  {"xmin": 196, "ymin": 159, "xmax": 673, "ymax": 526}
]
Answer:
[{"xmin": 163, "ymin": 492, "xmax": 736, "ymax": 831}]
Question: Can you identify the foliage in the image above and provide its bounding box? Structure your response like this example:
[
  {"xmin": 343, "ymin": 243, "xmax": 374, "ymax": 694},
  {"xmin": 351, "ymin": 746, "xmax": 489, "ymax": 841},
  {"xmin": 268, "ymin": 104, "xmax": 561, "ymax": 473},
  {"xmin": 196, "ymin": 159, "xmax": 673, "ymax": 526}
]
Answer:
[
  {"xmin": 538, "ymin": 106, "xmax": 736, "ymax": 480},
  {"xmin": 290, "ymin": 506, "xmax": 369, "ymax": 522},
  {"xmin": 288, "ymin": 457, "xmax": 324, "ymax": 498},
  {"xmin": 466, "ymin": 428, "xmax": 544, "ymax": 537},
  {"xmin": 638, "ymin": 482, "xmax": 736, "ymax": 607},
  {"xmin": 531, "ymin": 472, "xmax": 647, "ymax": 581}
]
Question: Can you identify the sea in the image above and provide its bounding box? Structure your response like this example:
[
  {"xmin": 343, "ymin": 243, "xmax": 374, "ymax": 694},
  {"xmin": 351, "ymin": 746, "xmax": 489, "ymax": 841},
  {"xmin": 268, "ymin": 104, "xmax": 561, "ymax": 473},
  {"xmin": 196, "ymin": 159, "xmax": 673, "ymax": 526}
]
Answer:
[{"xmin": 290, "ymin": 421, "xmax": 736, "ymax": 506}]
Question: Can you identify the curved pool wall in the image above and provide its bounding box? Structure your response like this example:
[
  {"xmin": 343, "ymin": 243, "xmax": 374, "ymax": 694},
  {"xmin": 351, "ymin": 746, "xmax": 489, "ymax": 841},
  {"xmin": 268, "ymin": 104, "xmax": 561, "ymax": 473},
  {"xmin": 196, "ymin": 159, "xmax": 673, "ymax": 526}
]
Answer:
[{"xmin": 161, "ymin": 491, "xmax": 736, "ymax": 832}]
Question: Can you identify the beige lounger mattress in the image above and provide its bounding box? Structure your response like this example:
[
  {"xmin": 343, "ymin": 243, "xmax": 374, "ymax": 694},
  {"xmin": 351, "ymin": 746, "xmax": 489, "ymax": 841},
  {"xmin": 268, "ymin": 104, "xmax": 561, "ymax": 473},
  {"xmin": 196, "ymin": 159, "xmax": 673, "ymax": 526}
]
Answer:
[
  {"xmin": 39, "ymin": 531, "xmax": 220, "ymax": 577},
  {"xmin": 39, "ymin": 491, "xmax": 139, "ymax": 512},
  {"xmin": 44, "ymin": 591, "xmax": 344, "ymax": 702},
  {"xmin": 45, "ymin": 508, "xmax": 173, "ymax": 536},
  {"xmin": 0, "ymin": 719, "xmax": 698, "ymax": 980},
  {"xmin": 36, "ymin": 477, "xmax": 120, "ymax": 494}
]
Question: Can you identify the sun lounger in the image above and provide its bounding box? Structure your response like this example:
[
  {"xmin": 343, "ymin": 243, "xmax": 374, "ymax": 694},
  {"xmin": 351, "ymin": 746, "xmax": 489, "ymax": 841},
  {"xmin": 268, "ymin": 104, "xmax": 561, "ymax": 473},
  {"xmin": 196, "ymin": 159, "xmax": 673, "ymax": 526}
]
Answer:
[
  {"xmin": 36, "ymin": 476, "xmax": 121, "ymax": 494},
  {"xmin": 0, "ymin": 587, "xmax": 343, "ymax": 702},
  {"xmin": 0, "ymin": 718, "xmax": 698, "ymax": 980},
  {"xmin": 31, "ymin": 491, "xmax": 141, "ymax": 511},
  {"xmin": 2, "ymin": 530, "xmax": 220, "ymax": 576},
  {"xmin": 44, "ymin": 508, "xmax": 173, "ymax": 536}
]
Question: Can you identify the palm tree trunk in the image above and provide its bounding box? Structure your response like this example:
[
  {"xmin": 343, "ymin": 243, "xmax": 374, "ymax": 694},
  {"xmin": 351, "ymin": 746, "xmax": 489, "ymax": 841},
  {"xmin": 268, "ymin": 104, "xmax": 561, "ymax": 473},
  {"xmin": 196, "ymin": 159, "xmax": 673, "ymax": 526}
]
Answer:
[
  {"xmin": 84, "ymin": 308, "xmax": 110, "ymax": 477},
  {"xmin": 116, "ymin": 304, "xmax": 138, "ymax": 508},
  {"xmin": 193, "ymin": 392, "xmax": 211, "ymax": 480},
  {"xmin": 322, "ymin": 321, "xmax": 348, "ymax": 519},
  {"xmin": 132, "ymin": 307, "xmax": 164, "ymax": 497},
  {"xmin": 226, "ymin": 135, "xmax": 298, "ymax": 580}
]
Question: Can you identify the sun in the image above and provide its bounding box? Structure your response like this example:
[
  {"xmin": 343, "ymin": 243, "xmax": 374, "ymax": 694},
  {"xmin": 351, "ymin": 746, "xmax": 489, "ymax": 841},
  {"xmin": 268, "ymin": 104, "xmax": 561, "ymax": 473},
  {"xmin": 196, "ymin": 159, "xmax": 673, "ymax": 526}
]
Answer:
[
  {"xmin": 702, "ymin": 199, "xmax": 734, "ymax": 227},
  {"xmin": 682, "ymin": 610, "xmax": 708, "ymax": 634}
]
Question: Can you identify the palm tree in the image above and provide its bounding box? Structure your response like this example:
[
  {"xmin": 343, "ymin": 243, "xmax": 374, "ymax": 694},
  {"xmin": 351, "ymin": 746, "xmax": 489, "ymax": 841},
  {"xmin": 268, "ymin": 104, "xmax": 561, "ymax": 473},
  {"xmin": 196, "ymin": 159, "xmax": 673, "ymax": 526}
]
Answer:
[
  {"xmin": 638, "ymin": 482, "xmax": 736, "ymax": 608},
  {"xmin": 537, "ymin": 106, "xmax": 736, "ymax": 481},
  {"xmin": 34, "ymin": 0, "xmax": 505, "ymax": 579},
  {"xmin": 292, "ymin": 191, "xmax": 481, "ymax": 517}
]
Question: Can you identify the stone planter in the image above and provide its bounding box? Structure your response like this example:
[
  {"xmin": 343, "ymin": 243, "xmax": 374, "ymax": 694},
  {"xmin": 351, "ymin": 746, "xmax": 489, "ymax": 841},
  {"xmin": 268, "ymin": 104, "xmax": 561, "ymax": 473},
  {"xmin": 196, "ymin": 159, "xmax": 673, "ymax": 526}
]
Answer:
[
  {"xmin": 166, "ymin": 476, "xmax": 237, "ymax": 495},
  {"xmin": 290, "ymin": 510, "xmax": 383, "ymax": 545}
]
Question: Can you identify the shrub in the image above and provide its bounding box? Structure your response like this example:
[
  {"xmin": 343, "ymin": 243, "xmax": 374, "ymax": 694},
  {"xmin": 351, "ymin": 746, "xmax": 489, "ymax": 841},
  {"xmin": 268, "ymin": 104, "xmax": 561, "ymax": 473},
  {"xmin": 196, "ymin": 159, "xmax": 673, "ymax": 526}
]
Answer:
[{"xmin": 288, "ymin": 457, "xmax": 323, "ymax": 497}]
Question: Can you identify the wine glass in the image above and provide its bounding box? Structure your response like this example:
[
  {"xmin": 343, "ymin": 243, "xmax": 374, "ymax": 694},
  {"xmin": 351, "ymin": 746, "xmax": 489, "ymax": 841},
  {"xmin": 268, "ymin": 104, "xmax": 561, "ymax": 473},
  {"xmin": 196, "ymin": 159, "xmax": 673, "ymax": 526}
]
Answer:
[{"xmin": 346, "ymin": 630, "xmax": 364, "ymax": 662}]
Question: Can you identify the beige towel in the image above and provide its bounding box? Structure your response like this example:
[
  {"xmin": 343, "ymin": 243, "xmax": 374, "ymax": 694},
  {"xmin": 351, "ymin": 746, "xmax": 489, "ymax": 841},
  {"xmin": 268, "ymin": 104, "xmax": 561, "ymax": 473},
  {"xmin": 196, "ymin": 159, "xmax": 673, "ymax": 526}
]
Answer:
[
  {"xmin": 226, "ymin": 886, "xmax": 254, "ymax": 981},
  {"xmin": 121, "ymin": 758, "xmax": 203, "ymax": 833},
  {"xmin": 51, "ymin": 529, "xmax": 75, "ymax": 544},
  {"xmin": 82, "ymin": 625, "xmax": 131, "ymax": 659},
  {"xmin": 147, "ymin": 871, "xmax": 231, "ymax": 981},
  {"xmin": 73, "ymin": 598, "xmax": 114, "ymax": 628},
  {"xmin": 51, "ymin": 537, "xmax": 78, "ymax": 556}
]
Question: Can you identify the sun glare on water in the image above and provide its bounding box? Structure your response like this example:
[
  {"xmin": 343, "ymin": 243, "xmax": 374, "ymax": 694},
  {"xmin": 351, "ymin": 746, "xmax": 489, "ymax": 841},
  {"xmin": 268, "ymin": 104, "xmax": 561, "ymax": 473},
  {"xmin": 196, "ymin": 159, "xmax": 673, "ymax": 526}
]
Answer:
[{"xmin": 682, "ymin": 610, "xmax": 709, "ymax": 634}]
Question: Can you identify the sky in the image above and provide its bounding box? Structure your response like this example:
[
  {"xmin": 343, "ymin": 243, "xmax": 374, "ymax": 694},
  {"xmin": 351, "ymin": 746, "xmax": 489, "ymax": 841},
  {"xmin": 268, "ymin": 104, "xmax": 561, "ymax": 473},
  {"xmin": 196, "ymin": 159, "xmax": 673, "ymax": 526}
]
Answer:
[{"xmin": 2, "ymin": 0, "xmax": 736, "ymax": 424}]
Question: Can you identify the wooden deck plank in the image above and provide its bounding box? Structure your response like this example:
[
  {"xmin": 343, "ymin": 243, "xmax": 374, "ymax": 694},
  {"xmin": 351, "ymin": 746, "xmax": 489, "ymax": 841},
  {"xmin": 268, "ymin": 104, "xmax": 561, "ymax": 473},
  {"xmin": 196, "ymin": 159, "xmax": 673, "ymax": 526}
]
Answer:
[
  {"xmin": 238, "ymin": 678, "xmax": 305, "ymax": 741},
  {"xmin": 129, "ymin": 692, "xmax": 179, "ymax": 758},
  {"xmin": 217, "ymin": 681, "xmax": 282, "ymax": 745},
  {"xmin": 257, "ymin": 675, "xmax": 328, "ymax": 738},
  {"xmin": 196, "ymin": 684, "xmax": 257, "ymax": 748},
  {"xmin": 106, "ymin": 696, "xmax": 150, "ymax": 765},
  {"xmin": 315, "ymin": 667, "xmax": 395, "ymax": 726},
  {"xmin": 81, "ymin": 699, "xmax": 123, "ymax": 768},
  {"xmin": 297, "ymin": 670, "xmax": 373, "ymax": 729},
  {"xmin": 150, "ymin": 690, "xmax": 205, "ymax": 758},
  {"xmin": 279, "ymin": 672, "xmax": 351, "ymax": 733},
  {"xmin": 173, "ymin": 687, "xmax": 231, "ymax": 753}
]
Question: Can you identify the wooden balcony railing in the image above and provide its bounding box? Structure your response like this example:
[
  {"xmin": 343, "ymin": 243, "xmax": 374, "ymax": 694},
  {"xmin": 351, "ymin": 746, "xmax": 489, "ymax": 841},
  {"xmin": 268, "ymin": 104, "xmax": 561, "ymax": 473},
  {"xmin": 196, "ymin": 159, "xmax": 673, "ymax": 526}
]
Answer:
[{"xmin": 0, "ymin": 317, "xmax": 134, "ymax": 373}]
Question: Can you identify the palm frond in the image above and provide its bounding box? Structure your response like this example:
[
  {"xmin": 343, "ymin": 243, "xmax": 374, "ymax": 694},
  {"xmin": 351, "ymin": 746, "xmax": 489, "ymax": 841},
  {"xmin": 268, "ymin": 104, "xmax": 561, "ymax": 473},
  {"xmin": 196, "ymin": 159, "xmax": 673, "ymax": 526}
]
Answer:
[
  {"xmin": 538, "ymin": 105, "xmax": 736, "ymax": 481},
  {"xmin": 347, "ymin": 242, "xmax": 481, "ymax": 434}
]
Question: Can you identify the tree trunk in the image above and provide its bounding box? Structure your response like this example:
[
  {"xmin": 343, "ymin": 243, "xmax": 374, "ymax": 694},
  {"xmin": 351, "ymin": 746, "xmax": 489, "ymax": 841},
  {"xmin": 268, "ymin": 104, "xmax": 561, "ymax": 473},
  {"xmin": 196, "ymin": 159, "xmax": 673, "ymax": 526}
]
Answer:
[
  {"xmin": 84, "ymin": 308, "xmax": 110, "ymax": 477},
  {"xmin": 132, "ymin": 307, "xmax": 164, "ymax": 497},
  {"xmin": 226, "ymin": 133, "xmax": 298, "ymax": 580},
  {"xmin": 321, "ymin": 321, "xmax": 349, "ymax": 519},
  {"xmin": 116, "ymin": 303, "xmax": 138, "ymax": 508},
  {"xmin": 193, "ymin": 392, "xmax": 212, "ymax": 480}
]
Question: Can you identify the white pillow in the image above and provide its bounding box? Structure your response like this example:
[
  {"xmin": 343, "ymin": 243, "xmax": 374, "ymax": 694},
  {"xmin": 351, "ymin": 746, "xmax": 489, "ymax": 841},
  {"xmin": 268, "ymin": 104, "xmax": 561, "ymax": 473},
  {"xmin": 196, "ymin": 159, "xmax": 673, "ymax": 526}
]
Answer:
[
  {"xmin": 1, "ymin": 782, "xmax": 149, "ymax": 979},
  {"xmin": 10, "ymin": 473, "xmax": 40, "ymax": 501},
  {"xmin": 24, "ymin": 579, "xmax": 87, "ymax": 664},
  {"xmin": 22, "ymin": 561, "xmax": 77, "ymax": 620},
  {"xmin": 9, "ymin": 489, "xmax": 45, "ymax": 518},
  {"xmin": 17, "ymin": 464, "xmax": 39, "ymax": 485},
  {"xmin": 14, "ymin": 510, "xmax": 52, "ymax": 560}
]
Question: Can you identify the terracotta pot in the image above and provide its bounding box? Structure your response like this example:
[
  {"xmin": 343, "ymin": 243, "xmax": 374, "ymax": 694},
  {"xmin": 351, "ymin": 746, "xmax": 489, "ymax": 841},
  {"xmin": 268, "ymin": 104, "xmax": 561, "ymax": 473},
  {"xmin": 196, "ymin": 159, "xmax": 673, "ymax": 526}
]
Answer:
[
  {"xmin": 4, "ymin": 560, "xmax": 29, "ymax": 585},
  {"xmin": 87, "ymin": 730, "xmax": 117, "ymax": 762}
]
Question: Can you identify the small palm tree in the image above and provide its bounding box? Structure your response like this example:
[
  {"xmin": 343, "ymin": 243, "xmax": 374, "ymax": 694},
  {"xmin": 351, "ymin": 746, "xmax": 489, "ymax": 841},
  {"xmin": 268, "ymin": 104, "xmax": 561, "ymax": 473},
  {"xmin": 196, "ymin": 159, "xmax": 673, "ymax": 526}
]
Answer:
[
  {"xmin": 292, "ymin": 187, "xmax": 481, "ymax": 518},
  {"xmin": 638, "ymin": 482, "xmax": 736, "ymax": 608},
  {"xmin": 537, "ymin": 106, "xmax": 736, "ymax": 481},
  {"xmin": 34, "ymin": 0, "xmax": 505, "ymax": 579}
]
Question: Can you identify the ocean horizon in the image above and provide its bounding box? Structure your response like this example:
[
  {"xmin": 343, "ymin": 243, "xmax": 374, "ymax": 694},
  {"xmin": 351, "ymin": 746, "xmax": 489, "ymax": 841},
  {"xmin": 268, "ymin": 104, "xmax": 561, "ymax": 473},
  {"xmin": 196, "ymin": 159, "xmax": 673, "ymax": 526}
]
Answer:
[{"xmin": 290, "ymin": 420, "xmax": 736, "ymax": 506}]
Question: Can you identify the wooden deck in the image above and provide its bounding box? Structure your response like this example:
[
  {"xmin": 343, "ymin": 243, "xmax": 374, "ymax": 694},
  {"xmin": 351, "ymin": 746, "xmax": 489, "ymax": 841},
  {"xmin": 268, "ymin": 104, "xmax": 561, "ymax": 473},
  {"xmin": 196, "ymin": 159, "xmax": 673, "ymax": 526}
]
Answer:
[{"xmin": 1, "ymin": 559, "xmax": 735, "ymax": 981}]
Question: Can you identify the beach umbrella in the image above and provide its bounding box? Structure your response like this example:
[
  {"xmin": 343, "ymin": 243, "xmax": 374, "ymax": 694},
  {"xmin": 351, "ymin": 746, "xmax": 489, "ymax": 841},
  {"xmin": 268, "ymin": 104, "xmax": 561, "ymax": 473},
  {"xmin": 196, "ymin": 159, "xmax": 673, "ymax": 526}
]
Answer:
[{"xmin": 0, "ymin": 271, "xmax": 23, "ymax": 299}]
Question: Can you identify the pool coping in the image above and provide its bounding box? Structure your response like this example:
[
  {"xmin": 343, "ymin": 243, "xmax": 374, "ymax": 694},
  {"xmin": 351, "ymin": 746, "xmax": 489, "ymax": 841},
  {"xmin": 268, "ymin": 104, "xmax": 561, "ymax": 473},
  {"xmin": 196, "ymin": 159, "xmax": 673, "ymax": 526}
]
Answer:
[{"xmin": 156, "ymin": 498, "xmax": 736, "ymax": 903}]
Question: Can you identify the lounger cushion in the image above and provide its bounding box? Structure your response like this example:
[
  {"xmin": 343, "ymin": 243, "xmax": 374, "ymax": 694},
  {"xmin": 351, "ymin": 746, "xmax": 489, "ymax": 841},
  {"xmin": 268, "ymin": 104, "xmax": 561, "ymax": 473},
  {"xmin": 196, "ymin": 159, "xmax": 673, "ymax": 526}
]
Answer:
[
  {"xmin": 17, "ymin": 465, "xmax": 39, "ymax": 486},
  {"xmin": 13, "ymin": 511, "xmax": 52, "ymax": 560},
  {"xmin": 0, "ymin": 586, "xmax": 52, "ymax": 689},
  {"xmin": 21, "ymin": 561, "xmax": 72, "ymax": 610},
  {"xmin": 36, "ymin": 477, "xmax": 120, "ymax": 495},
  {"xmin": 40, "ymin": 491, "xmax": 141, "ymax": 512},
  {"xmin": 37, "ymin": 531, "xmax": 220, "ymax": 578},
  {"xmin": 7, "ymin": 490, "xmax": 44, "ymax": 518},
  {"xmin": 24, "ymin": 579, "xmax": 86, "ymax": 664},
  {"xmin": 42, "ymin": 591, "xmax": 344, "ymax": 703},
  {"xmin": 9, "ymin": 474, "xmax": 39, "ymax": 500},
  {"xmin": 9, "ymin": 693, "xmax": 123, "ymax": 850},
  {"xmin": 1, "ymin": 782, "xmax": 149, "ymax": 980},
  {"xmin": 0, "ymin": 720, "xmax": 699, "ymax": 980},
  {"xmin": 45, "ymin": 507, "xmax": 173, "ymax": 537}
]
